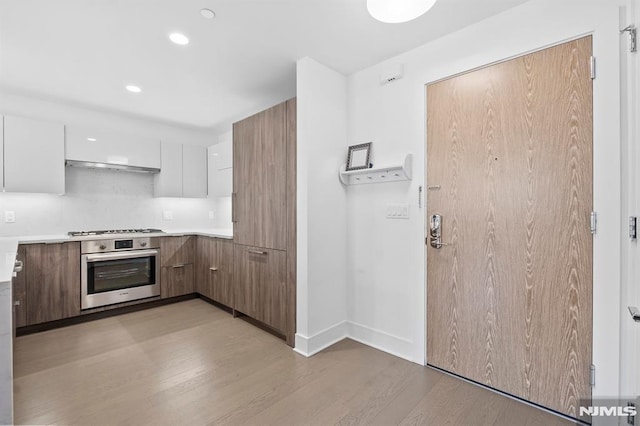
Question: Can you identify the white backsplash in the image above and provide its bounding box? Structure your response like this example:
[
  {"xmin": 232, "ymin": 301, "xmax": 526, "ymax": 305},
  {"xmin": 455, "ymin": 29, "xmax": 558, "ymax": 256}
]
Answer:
[{"xmin": 0, "ymin": 167, "xmax": 231, "ymax": 236}]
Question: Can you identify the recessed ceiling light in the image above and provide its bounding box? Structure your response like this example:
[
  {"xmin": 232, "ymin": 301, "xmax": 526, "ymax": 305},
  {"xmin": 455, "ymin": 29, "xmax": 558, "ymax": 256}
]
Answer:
[
  {"xmin": 87, "ymin": 137, "xmax": 97, "ymax": 142},
  {"xmin": 169, "ymin": 32, "xmax": 189, "ymax": 45},
  {"xmin": 126, "ymin": 85, "xmax": 142, "ymax": 93},
  {"xmin": 200, "ymin": 8, "xmax": 216, "ymax": 19},
  {"xmin": 367, "ymin": 0, "xmax": 438, "ymax": 23}
]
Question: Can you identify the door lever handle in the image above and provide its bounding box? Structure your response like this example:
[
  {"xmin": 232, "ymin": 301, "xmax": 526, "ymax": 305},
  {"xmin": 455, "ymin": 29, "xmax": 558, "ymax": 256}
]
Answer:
[
  {"xmin": 429, "ymin": 214, "xmax": 450, "ymax": 249},
  {"xmin": 429, "ymin": 238, "xmax": 450, "ymax": 248},
  {"xmin": 629, "ymin": 306, "xmax": 640, "ymax": 322}
]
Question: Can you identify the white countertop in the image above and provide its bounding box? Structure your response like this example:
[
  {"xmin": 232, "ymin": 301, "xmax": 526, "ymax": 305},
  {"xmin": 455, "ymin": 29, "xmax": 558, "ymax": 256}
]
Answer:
[{"xmin": 12, "ymin": 228, "xmax": 233, "ymax": 245}]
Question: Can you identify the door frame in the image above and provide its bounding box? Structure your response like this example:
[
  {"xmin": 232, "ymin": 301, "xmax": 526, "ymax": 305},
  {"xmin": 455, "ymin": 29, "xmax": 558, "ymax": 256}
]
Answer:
[
  {"xmin": 622, "ymin": 0, "xmax": 640, "ymax": 401},
  {"xmin": 423, "ymin": 27, "xmax": 623, "ymax": 412}
]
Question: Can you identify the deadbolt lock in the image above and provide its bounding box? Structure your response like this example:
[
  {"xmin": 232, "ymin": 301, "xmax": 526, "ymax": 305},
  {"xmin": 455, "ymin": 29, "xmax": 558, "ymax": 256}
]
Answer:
[{"xmin": 429, "ymin": 214, "xmax": 449, "ymax": 249}]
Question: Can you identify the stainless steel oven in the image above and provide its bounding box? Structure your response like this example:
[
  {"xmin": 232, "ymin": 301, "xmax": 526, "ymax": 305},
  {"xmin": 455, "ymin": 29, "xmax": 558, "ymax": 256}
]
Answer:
[{"xmin": 80, "ymin": 237, "xmax": 160, "ymax": 309}]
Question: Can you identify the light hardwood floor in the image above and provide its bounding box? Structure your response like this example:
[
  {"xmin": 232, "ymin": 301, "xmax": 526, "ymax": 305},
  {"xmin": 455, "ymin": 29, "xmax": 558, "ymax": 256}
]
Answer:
[{"xmin": 13, "ymin": 299, "xmax": 573, "ymax": 426}]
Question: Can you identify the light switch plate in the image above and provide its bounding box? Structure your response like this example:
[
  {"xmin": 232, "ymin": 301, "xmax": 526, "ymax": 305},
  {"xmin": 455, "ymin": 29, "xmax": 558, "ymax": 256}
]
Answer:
[
  {"xmin": 209, "ymin": 211, "xmax": 216, "ymax": 220},
  {"xmin": 386, "ymin": 203, "xmax": 409, "ymax": 219},
  {"xmin": 5, "ymin": 211, "xmax": 15, "ymax": 223},
  {"xmin": 162, "ymin": 210, "xmax": 173, "ymax": 221}
]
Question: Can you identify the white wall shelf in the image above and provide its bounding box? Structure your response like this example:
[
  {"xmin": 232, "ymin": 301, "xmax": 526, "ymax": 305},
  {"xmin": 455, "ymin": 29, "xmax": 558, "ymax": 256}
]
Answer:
[{"xmin": 339, "ymin": 154, "xmax": 412, "ymax": 185}]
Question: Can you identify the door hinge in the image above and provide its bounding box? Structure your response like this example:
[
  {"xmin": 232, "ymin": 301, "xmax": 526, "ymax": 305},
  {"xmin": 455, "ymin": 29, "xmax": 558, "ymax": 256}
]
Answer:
[
  {"xmin": 590, "ymin": 211, "xmax": 597, "ymax": 234},
  {"xmin": 590, "ymin": 364, "xmax": 596, "ymax": 387},
  {"xmin": 630, "ymin": 216, "xmax": 637, "ymax": 240},
  {"xmin": 590, "ymin": 56, "xmax": 596, "ymax": 79},
  {"xmin": 621, "ymin": 25, "xmax": 637, "ymax": 53}
]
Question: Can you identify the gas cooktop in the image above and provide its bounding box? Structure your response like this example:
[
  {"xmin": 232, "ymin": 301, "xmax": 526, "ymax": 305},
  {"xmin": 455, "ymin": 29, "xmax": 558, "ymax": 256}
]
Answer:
[{"xmin": 68, "ymin": 229, "xmax": 165, "ymax": 237}]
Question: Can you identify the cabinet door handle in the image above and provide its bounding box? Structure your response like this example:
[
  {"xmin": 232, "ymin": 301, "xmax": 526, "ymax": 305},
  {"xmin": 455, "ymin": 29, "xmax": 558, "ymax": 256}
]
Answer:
[
  {"xmin": 232, "ymin": 193, "xmax": 237, "ymax": 223},
  {"xmin": 172, "ymin": 264, "xmax": 185, "ymax": 268},
  {"xmin": 248, "ymin": 249, "xmax": 267, "ymax": 255},
  {"xmin": 209, "ymin": 267, "xmax": 219, "ymax": 271}
]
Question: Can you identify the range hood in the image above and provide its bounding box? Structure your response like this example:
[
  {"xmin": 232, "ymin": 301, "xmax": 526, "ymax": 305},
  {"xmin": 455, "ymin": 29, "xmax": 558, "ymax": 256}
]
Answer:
[
  {"xmin": 65, "ymin": 160, "xmax": 160, "ymax": 174},
  {"xmin": 65, "ymin": 126, "xmax": 162, "ymax": 174}
]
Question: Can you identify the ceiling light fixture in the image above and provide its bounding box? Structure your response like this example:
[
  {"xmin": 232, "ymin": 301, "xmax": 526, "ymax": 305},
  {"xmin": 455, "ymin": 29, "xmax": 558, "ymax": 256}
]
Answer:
[
  {"xmin": 367, "ymin": 0, "xmax": 438, "ymax": 23},
  {"xmin": 200, "ymin": 8, "xmax": 216, "ymax": 19},
  {"xmin": 125, "ymin": 85, "xmax": 142, "ymax": 93},
  {"xmin": 87, "ymin": 137, "xmax": 97, "ymax": 142},
  {"xmin": 169, "ymin": 32, "xmax": 189, "ymax": 45}
]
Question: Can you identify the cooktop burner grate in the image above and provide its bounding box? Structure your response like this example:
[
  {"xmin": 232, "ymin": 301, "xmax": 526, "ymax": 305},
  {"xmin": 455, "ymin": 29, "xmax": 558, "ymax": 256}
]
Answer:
[{"xmin": 68, "ymin": 228, "xmax": 164, "ymax": 237}]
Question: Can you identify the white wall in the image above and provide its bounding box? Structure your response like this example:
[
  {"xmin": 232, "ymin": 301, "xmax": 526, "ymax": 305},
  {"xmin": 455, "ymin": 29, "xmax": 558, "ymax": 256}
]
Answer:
[
  {"xmin": 295, "ymin": 58, "xmax": 349, "ymax": 356},
  {"xmin": 345, "ymin": 0, "xmax": 624, "ymax": 406},
  {"xmin": 0, "ymin": 92, "xmax": 227, "ymax": 236}
]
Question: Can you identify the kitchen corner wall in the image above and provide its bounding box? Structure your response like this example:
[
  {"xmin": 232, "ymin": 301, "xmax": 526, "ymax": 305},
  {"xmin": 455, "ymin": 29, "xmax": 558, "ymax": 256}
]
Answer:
[
  {"xmin": 0, "ymin": 92, "xmax": 230, "ymax": 236},
  {"xmin": 295, "ymin": 57, "xmax": 348, "ymax": 356}
]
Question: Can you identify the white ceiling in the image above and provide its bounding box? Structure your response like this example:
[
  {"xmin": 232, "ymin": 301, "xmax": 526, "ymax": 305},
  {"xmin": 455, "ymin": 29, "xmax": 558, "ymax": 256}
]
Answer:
[{"xmin": 0, "ymin": 0, "xmax": 529, "ymax": 132}]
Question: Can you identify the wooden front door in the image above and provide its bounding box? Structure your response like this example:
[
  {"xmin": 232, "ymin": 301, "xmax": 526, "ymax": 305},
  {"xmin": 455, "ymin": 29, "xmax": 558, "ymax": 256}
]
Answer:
[{"xmin": 426, "ymin": 36, "xmax": 593, "ymax": 419}]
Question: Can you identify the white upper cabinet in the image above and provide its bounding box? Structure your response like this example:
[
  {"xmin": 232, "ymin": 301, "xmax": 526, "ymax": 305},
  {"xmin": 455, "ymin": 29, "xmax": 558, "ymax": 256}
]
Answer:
[
  {"xmin": 212, "ymin": 138, "xmax": 232, "ymax": 170},
  {"xmin": 2, "ymin": 115, "xmax": 65, "ymax": 194},
  {"xmin": 182, "ymin": 144, "xmax": 207, "ymax": 198},
  {"xmin": 207, "ymin": 135, "xmax": 233, "ymax": 197},
  {"xmin": 154, "ymin": 142, "xmax": 183, "ymax": 197},
  {"xmin": 65, "ymin": 126, "xmax": 161, "ymax": 170},
  {"xmin": 154, "ymin": 141, "xmax": 207, "ymax": 198}
]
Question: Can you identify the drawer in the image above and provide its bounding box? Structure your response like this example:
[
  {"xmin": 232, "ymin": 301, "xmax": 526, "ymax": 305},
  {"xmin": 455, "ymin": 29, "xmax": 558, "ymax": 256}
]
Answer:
[
  {"xmin": 160, "ymin": 236, "xmax": 195, "ymax": 267},
  {"xmin": 161, "ymin": 263, "xmax": 194, "ymax": 299},
  {"xmin": 233, "ymin": 245, "xmax": 286, "ymax": 333}
]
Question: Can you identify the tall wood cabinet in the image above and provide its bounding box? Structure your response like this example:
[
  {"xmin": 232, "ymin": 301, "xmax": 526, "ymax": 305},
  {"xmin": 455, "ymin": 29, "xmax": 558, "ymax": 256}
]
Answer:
[{"xmin": 232, "ymin": 98, "xmax": 296, "ymax": 345}]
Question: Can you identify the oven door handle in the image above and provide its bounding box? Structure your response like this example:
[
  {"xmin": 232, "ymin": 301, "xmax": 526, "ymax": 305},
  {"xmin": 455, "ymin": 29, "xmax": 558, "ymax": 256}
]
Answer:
[{"xmin": 84, "ymin": 249, "xmax": 159, "ymax": 262}]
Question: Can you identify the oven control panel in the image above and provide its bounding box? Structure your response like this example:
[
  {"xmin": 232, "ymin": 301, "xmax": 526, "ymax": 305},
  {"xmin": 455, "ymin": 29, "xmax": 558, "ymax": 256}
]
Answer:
[{"xmin": 81, "ymin": 237, "xmax": 160, "ymax": 254}]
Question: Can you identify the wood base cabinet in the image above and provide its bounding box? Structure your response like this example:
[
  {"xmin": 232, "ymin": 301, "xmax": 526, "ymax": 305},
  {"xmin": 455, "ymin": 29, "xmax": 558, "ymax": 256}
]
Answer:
[
  {"xmin": 196, "ymin": 237, "xmax": 234, "ymax": 307},
  {"xmin": 161, "ymin": 264, "xmax": 194, "ymax": 299},
  {"xmin": 23, "ymin": 242, "xmax": 81, "ymax": 325},
  {"xmin": 233, "ymin": 245, "xmax": 287, "ymax": 334},
  {"xmin": 160, "ymin": 236, "xmax": 195, "ymax": 298}
]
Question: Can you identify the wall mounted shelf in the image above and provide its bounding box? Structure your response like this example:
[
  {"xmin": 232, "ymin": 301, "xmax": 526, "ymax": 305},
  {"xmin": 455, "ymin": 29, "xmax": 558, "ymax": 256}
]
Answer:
[{"xmin": 339, "ymin": 154, "xmax": 412, "ymax": 185}]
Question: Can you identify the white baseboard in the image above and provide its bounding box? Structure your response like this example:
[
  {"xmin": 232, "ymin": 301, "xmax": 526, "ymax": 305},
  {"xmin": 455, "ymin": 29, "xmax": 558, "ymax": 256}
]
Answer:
[
  {"xmin": 293, "ymin": 320, "xmax": 418, "ymax": 364},
  {"xmin": 293, "ymin": 321, "xmax": 348, "ymax": 357},
  {"xmin": 347, "ymin": 321, "xmax": 416, "ymax": 363}
]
